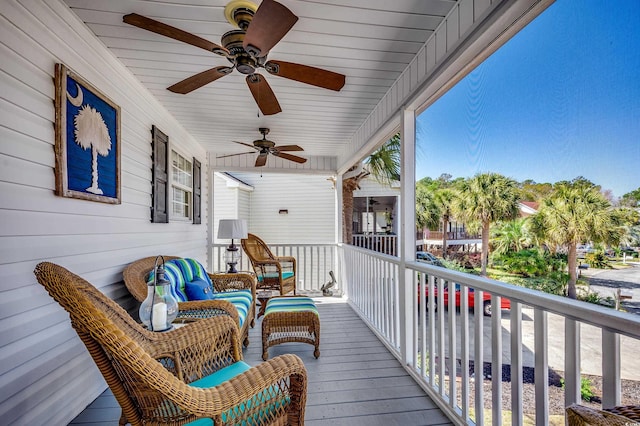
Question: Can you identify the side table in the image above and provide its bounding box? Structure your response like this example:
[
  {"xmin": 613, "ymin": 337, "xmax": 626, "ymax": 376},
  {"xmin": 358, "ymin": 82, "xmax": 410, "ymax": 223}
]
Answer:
[{"xmin": 257, "ymin": 290, "xmax": 277, "ymax": 318}]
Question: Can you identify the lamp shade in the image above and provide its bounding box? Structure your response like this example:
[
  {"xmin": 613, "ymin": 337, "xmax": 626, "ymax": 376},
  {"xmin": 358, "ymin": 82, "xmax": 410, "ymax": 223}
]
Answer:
[{"xmin": 217, "ymin": 219, "xmax": 248, "ymax": 240}]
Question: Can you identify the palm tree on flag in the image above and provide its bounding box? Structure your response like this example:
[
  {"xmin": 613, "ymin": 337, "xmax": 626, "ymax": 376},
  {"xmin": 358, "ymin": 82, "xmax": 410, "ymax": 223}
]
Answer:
[{"xmin": 74, "ymin": 104, "xmax": 112, "ymax": 195}]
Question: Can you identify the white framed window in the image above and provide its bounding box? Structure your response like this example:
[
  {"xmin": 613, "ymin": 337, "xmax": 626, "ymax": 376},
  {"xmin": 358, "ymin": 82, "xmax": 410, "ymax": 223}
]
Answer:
[{"xmin": 171, "ymin": 150, "xmax": 193, "ymax": 220}]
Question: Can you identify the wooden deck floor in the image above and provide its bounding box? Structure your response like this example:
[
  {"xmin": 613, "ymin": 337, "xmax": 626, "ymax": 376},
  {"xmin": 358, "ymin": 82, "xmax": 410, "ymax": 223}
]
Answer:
[{"xmin": 70, "ymin": 298, "xmax": 452, "ymax": 425}]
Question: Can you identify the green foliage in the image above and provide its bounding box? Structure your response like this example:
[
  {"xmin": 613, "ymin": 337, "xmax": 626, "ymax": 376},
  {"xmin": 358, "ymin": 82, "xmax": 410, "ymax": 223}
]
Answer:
[
  {"xmin": 500, "ymin": 274, "xmax": 567, "ymax": 296},
  {"xmin": 365, "ymin": 134, "xmax": 400, "ymax": 185},
  {"xmin": 559, "ymin": 377, "xmax": 595, "ymax": 402},
  {"xmin": 577, "ymin": 289, "xmax": 603, "ymax": 305},
  {"xmin": 440, "ymin": 258, "xmax": 473, "ymax": 273},
  {"xmin": 584, "ymin": 251, "xmax": 609, "ymax": 268},
  {"xmin": 530, "ymin": 179, "xmax": 625, "ymax": 298},
  {"xmin": 518, "ymin": 180, "xmax": 554, "ymax": 202},
  {"xmin": 620, "ymin": 186, "xmax": 640, "ymax": 207},
  {"xmin": 491, "ymin": 218, "xmax": 535, "ymax": 255},
  {"xmin": 492, "ymin": 249, "xmax": 566, "ymax": 278}
]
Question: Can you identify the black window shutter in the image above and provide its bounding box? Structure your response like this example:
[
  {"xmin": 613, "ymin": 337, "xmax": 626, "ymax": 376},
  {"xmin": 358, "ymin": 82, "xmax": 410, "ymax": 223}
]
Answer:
[
  {"xmin": 151, "ymin": 125, "xmax": 169, "ymax": 223},
  {"xmin": 192, "ymin": 157, "xmax": 202, "ymax": 224}
]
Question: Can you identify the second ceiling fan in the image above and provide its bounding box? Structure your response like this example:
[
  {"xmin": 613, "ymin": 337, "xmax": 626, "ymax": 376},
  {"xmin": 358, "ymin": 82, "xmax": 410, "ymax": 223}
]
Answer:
[
  {"xmin": 217, "ymin": 128, "xmax": 307, "ymax": 167},
  {"xmin": 123, "ymin": 0, "xmax": 346, "ymax": 115}
]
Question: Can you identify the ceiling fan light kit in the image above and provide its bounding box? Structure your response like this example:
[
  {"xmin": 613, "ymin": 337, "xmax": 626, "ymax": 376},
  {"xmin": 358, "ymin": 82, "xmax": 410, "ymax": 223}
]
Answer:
[{"xmin": 123, "ymin": 0, "xmax": 345, "ymax": 116}]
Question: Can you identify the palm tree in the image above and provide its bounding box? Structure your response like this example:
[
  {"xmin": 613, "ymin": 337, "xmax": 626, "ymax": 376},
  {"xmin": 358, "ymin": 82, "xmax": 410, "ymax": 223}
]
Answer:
[
  {"xmin": 453, "ymin": 173, "xmax": 521, "ymax": 276},
  {"xmin": 433, "ymin": 188, "xmax": 456, "ymax": 259},
  {"xmin": 342, "ymin": 134, "xmax": 400, "ymax": 243},
  {"xmin": 415, "ymin": 183, "xmax": 440, "ymax": 234},
  {"xmin": 490, "ymin": 217, "xmax": 534, "ymax": 256},
  {"xmin": 530, "ymin": 182, "xmax": 625, "ymax": 299},
  {"xmin": 74, "ymin": 104, "xmax": 112, "ymax": 195}
]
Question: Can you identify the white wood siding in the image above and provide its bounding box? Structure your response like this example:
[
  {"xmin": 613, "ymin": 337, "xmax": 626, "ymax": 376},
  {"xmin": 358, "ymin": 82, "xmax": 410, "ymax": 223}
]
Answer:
[
  {"xmin": 212, "ymin": 173, "xmax": 241, "ymax": 243},
  {"xmin": 229, "ymin": 172, "xmax": 336, "ymax": 245},
  {"xmin": 0, "ymin": 1, "xmax": 209, "ymax": 424}
]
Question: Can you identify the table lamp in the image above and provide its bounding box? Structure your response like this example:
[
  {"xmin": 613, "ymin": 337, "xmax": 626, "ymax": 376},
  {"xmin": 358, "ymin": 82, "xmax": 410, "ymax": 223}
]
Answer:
[{"xmin": 217, "ymin": 219, "xmax": 248, "ymax": 273}]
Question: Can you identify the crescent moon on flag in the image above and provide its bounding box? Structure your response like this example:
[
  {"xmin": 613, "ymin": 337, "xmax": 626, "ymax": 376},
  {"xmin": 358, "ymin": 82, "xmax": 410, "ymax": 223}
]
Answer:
[{"xmin": 66, "ymin": 83, "xmax": 83, "ymax": 107}]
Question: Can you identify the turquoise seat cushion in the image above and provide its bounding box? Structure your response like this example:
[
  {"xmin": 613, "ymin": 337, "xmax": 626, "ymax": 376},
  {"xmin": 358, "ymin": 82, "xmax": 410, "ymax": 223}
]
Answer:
[
  {"xmin": 257, "ymin": 271, "xmax": 294, "ymax": 282},
  {"xmin": 187, "ymin": 361, "xmax": 288, "ymax": 425},
  {"xmin": 264, "ymin": 296, "xmax": 318, "ymax": 317},
  {"xmin": 214, "ymin": 289, "xmax": 252, "ymax": 328}
]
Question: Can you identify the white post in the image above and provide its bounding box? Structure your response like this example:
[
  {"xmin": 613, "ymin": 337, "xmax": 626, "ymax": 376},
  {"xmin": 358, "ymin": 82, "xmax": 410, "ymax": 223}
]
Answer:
[{"xmin": 400, "ymin": 107, "xmax": 416, "ymax": 365}]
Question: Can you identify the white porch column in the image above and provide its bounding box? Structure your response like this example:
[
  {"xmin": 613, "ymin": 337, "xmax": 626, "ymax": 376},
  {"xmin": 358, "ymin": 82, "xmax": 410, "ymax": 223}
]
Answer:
[
  {"xmin": 335, "ymin": 173, "xmax": 346, "ymax": 297},
  {"xmin": 399, "ymin": 107, "xmax": 416, "ymax": 364}
]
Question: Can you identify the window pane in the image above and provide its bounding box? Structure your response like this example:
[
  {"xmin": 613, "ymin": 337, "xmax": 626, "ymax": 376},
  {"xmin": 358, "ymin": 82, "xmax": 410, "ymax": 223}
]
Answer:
[{"xmin": 171, "ymin": 150, "xmax": 193, "ymax": 220}]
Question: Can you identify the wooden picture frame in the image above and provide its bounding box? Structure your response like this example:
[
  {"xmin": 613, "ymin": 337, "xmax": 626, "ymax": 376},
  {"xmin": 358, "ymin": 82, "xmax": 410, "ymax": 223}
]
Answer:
[{"xmin": 54, "ymin": 64, "xmax": 121, "ymax": 204}]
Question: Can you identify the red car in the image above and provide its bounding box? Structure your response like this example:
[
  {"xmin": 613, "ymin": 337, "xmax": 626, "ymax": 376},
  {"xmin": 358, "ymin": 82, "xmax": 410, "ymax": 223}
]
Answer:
[{"xmin": 420, "ymin": 283, "xmax": 511, "ymax": 316}]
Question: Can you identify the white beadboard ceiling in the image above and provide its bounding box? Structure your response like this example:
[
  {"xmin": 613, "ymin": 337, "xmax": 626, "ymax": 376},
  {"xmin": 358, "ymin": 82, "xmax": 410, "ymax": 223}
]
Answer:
[{"xmin": 63, "ymin": 0, "xmax": 458, "ymax": 162}]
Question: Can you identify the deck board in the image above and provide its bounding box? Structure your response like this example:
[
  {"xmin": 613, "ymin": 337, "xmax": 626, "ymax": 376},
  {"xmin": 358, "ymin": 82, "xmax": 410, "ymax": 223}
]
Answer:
[{"xmin": 70, "ymin": 298, "xmax": 451, "ymax": 425}]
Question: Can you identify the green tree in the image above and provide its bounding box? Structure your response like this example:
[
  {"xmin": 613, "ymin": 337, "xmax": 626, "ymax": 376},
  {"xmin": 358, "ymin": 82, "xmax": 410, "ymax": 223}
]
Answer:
[
  {"xmin": 491, "ymin": 217, "xmax": 534, "ymax": 256},
  {"xmin": 530, "ymin": 182, "xmax": 625, "ymax": 299},
  {"xmin": 342, "ymin": 134, "xmax": 400, "ymax": 243},
  {"xmin": 621, "ymin": 187, "xmax": 640, "ymax": 207},
  {"xmin": 453, "ymin": 173, "xmax": 521, "ymax": 276},
  {"xmin": 518, "ymin": 180, "xmax": 553, "ymax": 202},
  {"xmin": 415, "ymin": 176, "xmax": 459, "ymax": 258}
]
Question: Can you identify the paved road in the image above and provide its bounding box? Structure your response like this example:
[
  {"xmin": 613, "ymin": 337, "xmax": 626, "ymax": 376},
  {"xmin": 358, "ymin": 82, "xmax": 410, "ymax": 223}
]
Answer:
[{"xmin": 586, "ymin": 262, "xmax": 640, "ymax": 314}]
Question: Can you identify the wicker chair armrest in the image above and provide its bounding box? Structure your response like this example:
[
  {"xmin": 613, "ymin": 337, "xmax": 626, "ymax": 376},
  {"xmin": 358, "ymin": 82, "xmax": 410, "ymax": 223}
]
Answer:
[
  {"xmin": 566, "ymin": 404, "xmax": 632, "ymax": 426},
  {"xmin": 208, "ymin": 272, "xmax": 256, "ymax": 294},
  {"xmin": 275, "ymin": 256, "xmax": 295, "ymax": 263},
  {"xmin": 176, "ymin": 299, "xmax": 240, "ymax": 326},
  {"xmin": 150, "ymin": 353, "xmax": 307, "ymax": 421},
  {"xmin": 145, "ymin": 315, "xmax": 242, "ymax": 362}
]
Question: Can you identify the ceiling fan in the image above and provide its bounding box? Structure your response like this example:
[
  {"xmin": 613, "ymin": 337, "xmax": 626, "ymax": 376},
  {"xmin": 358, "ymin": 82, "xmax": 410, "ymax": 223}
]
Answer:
[
  {"xmin": 217, "ymin": 128, "xmax": 307, "ymax": 167},
  {"xmin": 123, "ymin": 0, "xmax": 346, "ymax": 116}
]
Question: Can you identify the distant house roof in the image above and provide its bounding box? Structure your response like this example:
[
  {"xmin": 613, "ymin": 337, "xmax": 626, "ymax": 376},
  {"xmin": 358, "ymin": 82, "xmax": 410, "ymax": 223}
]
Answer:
[{"xmin": 519, "ymin": 201, "xmax": 539, "ymax": 216}]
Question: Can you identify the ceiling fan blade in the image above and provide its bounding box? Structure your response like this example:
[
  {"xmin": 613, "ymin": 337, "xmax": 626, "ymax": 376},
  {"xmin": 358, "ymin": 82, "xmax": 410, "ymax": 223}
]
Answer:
[
  {"xmin": 216, "ymin": 151, "xmax": 255, "ymax": 159},
  {"xmin": 168, "ymin": 67, "xmax": 233, "ymax": 94},
  {"xmin": 265, "ymin": 60, "xmax": 345, "ymax": 91},
  {"xmin": 255, "ymin": 153, "xmax": 268, "ymax": 167},
  {"xmin": 123, "ymin": 14, "xmax": 229, "ymax": 56},
  {"xmin": 233, "ymin": 141, "xmax": 259, "ymax": 150},
  {"xmin": 243, "ymin": 0, "xmax": 298, "ymax": 58},
  {"xmin": 273, "ymin": 145, "xmax": 304, "ymax": 152},
  {"xmin": 273, "ymin": 152, "xmax": 307, "ymax": 164},
  {"xmin": 246, "ymin": 74, "xmax": 281, "ymax": 115}
]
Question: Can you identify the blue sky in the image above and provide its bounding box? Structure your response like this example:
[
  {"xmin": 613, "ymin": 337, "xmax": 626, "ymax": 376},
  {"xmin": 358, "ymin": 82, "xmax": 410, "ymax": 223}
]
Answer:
[{"xmin": 416, "ymin": 0, "xmax": 640, "ymax": 198}]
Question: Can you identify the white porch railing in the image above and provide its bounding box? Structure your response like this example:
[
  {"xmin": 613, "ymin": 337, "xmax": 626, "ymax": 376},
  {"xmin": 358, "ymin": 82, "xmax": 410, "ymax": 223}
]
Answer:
[
  {"xmin": 210, "ymin": 243, "xmax": 338, "ymax": 293},
  {"xmin": 352, "ymin": 234, "xmax": 398, "ymax": 256},
  {"xmin": 341, "ymin": 244, "xmax": 640, "ymax": 425}
]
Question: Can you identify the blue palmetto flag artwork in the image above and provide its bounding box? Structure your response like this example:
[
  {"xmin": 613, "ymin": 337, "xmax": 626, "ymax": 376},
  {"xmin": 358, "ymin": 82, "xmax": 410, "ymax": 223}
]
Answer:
[{"xmin": 65, "ymin": 75, "xmax": 118, "ymax": 198}]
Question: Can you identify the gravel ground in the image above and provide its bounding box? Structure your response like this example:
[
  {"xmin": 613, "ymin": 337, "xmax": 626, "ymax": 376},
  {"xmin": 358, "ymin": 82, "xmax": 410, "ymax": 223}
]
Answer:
[{"xmin": 454, "ymin": 362, "xmax": 640, "ymax": 416}]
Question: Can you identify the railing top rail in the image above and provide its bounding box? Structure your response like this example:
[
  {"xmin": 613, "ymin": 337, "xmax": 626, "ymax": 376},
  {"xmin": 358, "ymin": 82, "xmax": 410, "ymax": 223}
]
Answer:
[
  {"xmin": 211, "ymin": 243, "xmax": 337, "ymax": 248},
  {"xmin": 343, "ymin": 243, "xmax": 399, "ymax": 262},
  {"xmin": 404, "ymin": 260, "xmax": 640, "ymax": 340}
]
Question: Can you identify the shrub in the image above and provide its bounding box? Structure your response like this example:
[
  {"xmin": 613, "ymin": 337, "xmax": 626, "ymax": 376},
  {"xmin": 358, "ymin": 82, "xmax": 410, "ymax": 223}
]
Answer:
[
  {"xmin": 585, "ymin": 251, "xmax": 609, "ymax": 268},
  {"xmin": 500, "ymin": 275, "xmax": 566, "ymax": 296},
  {"xmin": 493, "ymin": 249, "xmax": 551, "ymax": 277},
  {"xmin": 577, "ymin": 289, "xmax": 602, "ymax": 305},
  {"xmin": 560, "ymin": 377, "xmax": 595, "ymax": 402}
]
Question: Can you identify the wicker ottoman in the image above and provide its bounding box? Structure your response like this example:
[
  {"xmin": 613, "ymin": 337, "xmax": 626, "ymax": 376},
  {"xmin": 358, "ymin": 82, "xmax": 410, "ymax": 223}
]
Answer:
[{"xmin": 261, "ymin": 296, "xmax": 320, "ymax": 361}]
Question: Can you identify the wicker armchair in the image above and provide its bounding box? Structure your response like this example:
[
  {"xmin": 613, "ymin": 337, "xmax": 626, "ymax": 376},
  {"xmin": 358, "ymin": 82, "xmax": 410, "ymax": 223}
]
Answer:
[
  {"xmin": 242, "ymin": 233, "xmax": 296, "ymax": 295},
  {"xmin": 123, "ymin": 256, "xmax": 256, "ymax": 346},
  {"xmin": 566, "ymin": 404, "xmax": 640, "ymax": 425},
  {"xmin": 34, "ymin": 262, "xmax": 307, "ymax": 426}
]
